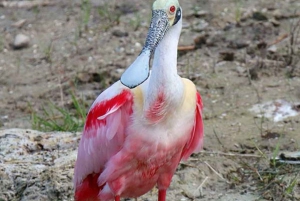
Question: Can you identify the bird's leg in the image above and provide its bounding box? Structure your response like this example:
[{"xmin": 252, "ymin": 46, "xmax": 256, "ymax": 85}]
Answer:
[
  {"xmin": 135, "ymin": 198, "xmax": 138, "ymax": 201},
  {"xmin": 115, "ymin": 195, "xmax": 120, "ymax": 201},
  {"xmin": 158, "ymin": 189, "xmax": 166, "ymax": 201}
]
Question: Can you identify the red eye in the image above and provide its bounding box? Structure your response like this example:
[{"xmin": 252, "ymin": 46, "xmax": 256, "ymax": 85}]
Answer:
[{"xmin": 169, "ymin": 5, "xmax": 176, "ymax": 13}]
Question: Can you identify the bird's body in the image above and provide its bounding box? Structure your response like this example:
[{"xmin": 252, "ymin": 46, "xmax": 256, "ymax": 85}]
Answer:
[{"xmin": 74, "ymin": 0, "xmax": 204, "ymax": 200}]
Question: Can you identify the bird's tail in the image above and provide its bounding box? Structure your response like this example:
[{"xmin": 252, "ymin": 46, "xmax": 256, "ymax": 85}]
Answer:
[{"xmin": 75, "ymin": 173, "xmax": 103, "ymax": 201}]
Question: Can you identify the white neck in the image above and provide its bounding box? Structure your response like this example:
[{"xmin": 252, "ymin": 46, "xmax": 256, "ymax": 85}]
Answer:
[{"xmin": 144, "ymin": 18, "xmax": 183, "ymax": 118}]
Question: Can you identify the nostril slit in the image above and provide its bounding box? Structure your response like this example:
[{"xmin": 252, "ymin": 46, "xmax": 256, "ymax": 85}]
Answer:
[{"xmin": 157, "ymin": 20, "xmax": 161, "ymax": 26}]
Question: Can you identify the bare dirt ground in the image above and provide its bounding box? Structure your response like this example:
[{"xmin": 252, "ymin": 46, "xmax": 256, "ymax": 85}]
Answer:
[{"xmin": 0, "ymin": 0, "xmax": 300, "ymax": 200}]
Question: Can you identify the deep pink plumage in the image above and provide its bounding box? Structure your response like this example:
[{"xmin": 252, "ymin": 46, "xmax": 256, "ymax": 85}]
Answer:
[
  {"xmin": 74, "ymin": 82, "xmax": 203, "ymax": 201},
  {"xmin": 181, "ymin": 92, "xmax": 204, "ymax": 160},
  {"xmin": 74, "ymin": 84, "xmax": 134, "ymax": 200}
]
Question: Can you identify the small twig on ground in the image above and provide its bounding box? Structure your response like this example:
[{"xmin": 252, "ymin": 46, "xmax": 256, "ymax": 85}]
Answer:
[
  {"xmin": 286, "ymin": 15, "xmax": 300, "ymax": 76},
  {"xmin": 269, "ymin": 33, "xmax": 289, "ymax": 46},
  {"xmin": 255, "ymin": 168, "xmax": 263, "ymax": 181},
  {"xmin": 213, "ymin": 128, "xmax": 224, "ymax": 148},
  {"xmin": 246, "ymin": 65, "xmax": 261, "ymax": 102},
  {"xmin": 200, "ymin": 150, "xmax": 262, "ymax": 158},
  {"xmin": 195, "ymin": 176, "xmax": 209, "ymax": 198},
  {"xmin": 274, "ymin": 12, "xmax": 300, "ymax": 20},
  {"xmin": 204, "ymin": 161, "xmax": 230, "ymax": 184},
  {"xmin": 0, "ymin": 0, "xmax": 54, "ymax": 8},
  {"xmin": 253, "ymin": 142, "xmax": 268, "ymax": 160},
  {"xmin": 179, "ymin": 162, "xmax": 199, "ymax": 169},
  {"xmin": 59, "ymin": 77, "xmax": 64, "ymax": 107},
  {"xmin": 247, "ymin": 59, "xmax": 285, "ymax": 68},
  {"xmin": 178, "ymin": 45, "xmax": 196, "ymax": 51}
]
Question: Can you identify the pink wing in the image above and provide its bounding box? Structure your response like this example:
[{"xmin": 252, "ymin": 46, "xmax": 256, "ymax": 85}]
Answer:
[
  {"xmin": 181, "ymin": 92, "xmax": 204, "ymax": 160},
  {"xmin": 74, "ymin": 81, "xmax": 133, "ymax": 201}
]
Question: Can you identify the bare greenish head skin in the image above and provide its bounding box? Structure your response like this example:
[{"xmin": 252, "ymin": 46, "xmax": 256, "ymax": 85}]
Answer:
[
  {"xmin": 153, "ymin": 0, "xmax": 180, "ymax": 10},
  {"xmin": 153, "ymin": 0, "xmax": 181, "ymax": 26}
]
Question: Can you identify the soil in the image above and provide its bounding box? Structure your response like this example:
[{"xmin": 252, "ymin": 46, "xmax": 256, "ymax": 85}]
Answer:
[{"xmin": 0, "ymin": 0, "xmax": 300, "ymax": 200}]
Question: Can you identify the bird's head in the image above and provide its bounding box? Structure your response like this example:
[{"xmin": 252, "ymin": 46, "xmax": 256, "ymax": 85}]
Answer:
[
  {"xmin": 120, "ymin": 0, "xmax": 182, "ymax": 89},
  {"xmin": 153, "ymin": 0, "xmax": 181, "ymax": 27}
]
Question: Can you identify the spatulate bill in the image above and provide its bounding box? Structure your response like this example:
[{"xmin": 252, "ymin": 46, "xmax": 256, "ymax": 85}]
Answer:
[{"xmin": 120, "ymin": 10, "xmax": 170, "ymax": 89}]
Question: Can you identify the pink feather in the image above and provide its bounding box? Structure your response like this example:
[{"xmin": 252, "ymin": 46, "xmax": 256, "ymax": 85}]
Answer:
[
  {"xmin": 74, "ymin": 82, "xmax": 133, "ymax": 201},
  {"xmin": 74, "ymin": 87, "xmax": 204, "ymax": 201},
  {"xmin": 181, "ymin": 92, "xmax": 204, "ymax": 160}
]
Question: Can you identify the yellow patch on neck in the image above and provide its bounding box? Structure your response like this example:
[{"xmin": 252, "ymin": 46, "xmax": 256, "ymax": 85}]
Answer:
[
  {"xmin": 131, "ymin": 86, "xmax": 144, "ymax": 116},
  {"xmin": 180, "ymin": 78, "xmax": 197, "ymax": 113}
]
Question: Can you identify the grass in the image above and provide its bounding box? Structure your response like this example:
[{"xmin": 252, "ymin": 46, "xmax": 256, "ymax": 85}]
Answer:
[
  {"xmin": 77, "ymin": 0, "xmax": 91, "ymax": 37},
  {"xmin": 97, "ymin": 3, "xmax": 121, "ymax": 31},
  {"xmin": 129, "ymin": 13, "xmax": 142, "ymax": 31},
  {"xmin": 242, "ymin": 137, "xmax": 300, "ymax": 200},
  {"xmin": 43, "ymin": 40, "xmax": 53, "ymax": 64},
  {"xmin": 257, "ymin": 164, "xmax": 300, "ymax": 200},
  {"xmin": 285, "ymin": 174, "xmax": 298, "ymax": 195},
  {"xmin": 234, "ymin": 0, "xmax": 242, "ymax": 24},
  {"xmin": 286, "ymin": 16, "xmax": 300, "ymax": 77},
  {"xmin": 76, "ymin": 1, "xmax": 122, "ymax": 36},
  {"xmin": 31, "ymin": 93, "xmax": 87, "ymax": 132},
  {"xmin": 220, "ymin": 113, "xmax": 300, "ymax": 201},
  {"xmin": 81, "ymin": 0, "xmax": 91, "ymax": 31},
  {"xmin": 250, "ymin": 108, "xmax": 300, "ymax": 200},
  {"xmin": 230, "ymin": 146, "xmax": 300, "ymax": 200},
  {"xmin": 270, "ymin": 138, "xmax": 282, "ymax": 167},
  {"xmin": 0, "ymin": 34, "xmax": 4, "ymax": 52},
  {"xmin": 33, "ymin": 5, "xmax": 40, "ymax": 20}
]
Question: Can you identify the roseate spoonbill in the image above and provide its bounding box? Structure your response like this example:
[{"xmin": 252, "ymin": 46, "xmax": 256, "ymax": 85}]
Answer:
[{"xmin": 74, "ymin": 0, "xmax": 204, "ymax": 200}]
